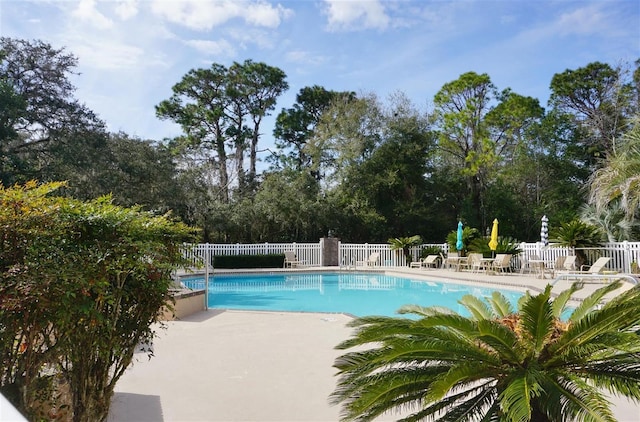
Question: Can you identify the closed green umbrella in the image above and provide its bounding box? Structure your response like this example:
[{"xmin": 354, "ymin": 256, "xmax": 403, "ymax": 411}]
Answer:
[{"xmin": 456, "ymin": 221, "xmax": 464, "ymax": 252}]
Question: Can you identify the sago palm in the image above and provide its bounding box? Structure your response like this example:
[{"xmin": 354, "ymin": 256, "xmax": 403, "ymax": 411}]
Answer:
[
  {"xmin": 388, "ymin": 235, "xmax": 422, "ymax": 265},
  {"xmin": 550, "ymin": 220, "xmax": 603, "ymax": 267},
  {"xmin": 331, "ymin": 282, "xmax": 640, "ymax": 421}
]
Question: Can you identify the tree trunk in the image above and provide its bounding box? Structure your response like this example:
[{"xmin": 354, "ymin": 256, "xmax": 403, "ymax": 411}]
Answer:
[
  {"xmin": 249, "ymin": 125, "xmax": 258, "ymax": 183},
  {"xmin": 530, "ymin": 401, "xmax": 552, "ymax": 422},
  {"xmin": 215, "ymin": 127, "xmax": 229, "ymax": 203}
]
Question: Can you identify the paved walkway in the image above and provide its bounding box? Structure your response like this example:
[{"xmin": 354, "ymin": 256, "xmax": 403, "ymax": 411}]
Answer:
[{"xmin": 108, "ymin": 269, "xmax": 639, "ymax": 422}]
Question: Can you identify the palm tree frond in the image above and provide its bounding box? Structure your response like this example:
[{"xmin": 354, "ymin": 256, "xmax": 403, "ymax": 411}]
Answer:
[
  {"xmin": 519, "ymin": 288, "xmax": 555, "ymax": 355},
  {"xmin": 459, "ymin": 294, "xmax": 494, "ymax": 320},
  {"xmin": 498, "ymin": 373, "xmax": 536, "ymax": 422},
  {"xmin": 551, "ymin": 282, "xmax": 583, "ymax": 318},
  {"xmin": 568, "ymin": 281, "xmax": 624, "ymax": 323},
  {"xmin": 490, "ymin": 291, "xmax": 514, "ymax": 317},
  {"xmin": 476, "ymin": 319, "xmax": 522, "ymax": 363},
  {"xmin": 397, "ymin": 304, "xmax": 457, "ymax": 317}
]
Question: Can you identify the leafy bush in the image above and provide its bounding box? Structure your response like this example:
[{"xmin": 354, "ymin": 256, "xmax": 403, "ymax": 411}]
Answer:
[
  {"xmin": 388, "ymin": 235, "xmax": 422, "ymax": 265},
  {"xmin": 419, "ymin": 245, "xmax": 444, "ymax": 258},
  {"xmin": 551, "ymin": 219, "xmax": 603, "ymax": 266},
  {"xmin": 551, "ymin": 219, "xmax": 604, "ymax": 247},
  {"xmin": 446, "ymin": 227, "xmax": 481, "ymax": 255},
  {"xmin": 214, "ymin": 254, "xmax": 286, "ymax": 268},
  {"xmin": 0, "ymin": 181, "xmax": 196, "ymax": 421},
  {"xmin": 468, "ymin": 236, "xmax": 522, "ymax": 256}
]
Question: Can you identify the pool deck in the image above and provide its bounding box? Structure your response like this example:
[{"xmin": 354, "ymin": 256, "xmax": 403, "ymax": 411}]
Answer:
[{"xmin": 108, "ymin": 267, "xmax": 639, "ymax": 422}]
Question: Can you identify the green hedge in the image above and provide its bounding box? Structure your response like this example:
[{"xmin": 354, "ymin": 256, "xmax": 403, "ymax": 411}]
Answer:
[{"xmin": 213, "ymin": 254, "xmax": 285, "ymax": 268}]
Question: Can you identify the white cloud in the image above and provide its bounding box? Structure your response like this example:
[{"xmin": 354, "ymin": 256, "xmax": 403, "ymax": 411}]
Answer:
[
  {"xmin": 227, "ymin": 27, "xmax": 276, "ymax": 50},
  {"xmin": 115, "ymin": 0, "xmax": 139, "ymax": 20},
  {"xmin": 69, "ymin": 39, "xmax": 149, "ymax": 70},
  {"xmin": 72, "ymin": 0, "xmax": 113, "ymax": 29},
  {"xmin": 245, "ymin": 2, "xmax": 293, "ymax": 28},
  {"xmin": 516, "ymin": 2, "xmax": 625, "ymax": 44},
  {"xmin": 285, "ymin": 50, "xmax": 326, "ymax": 66},
  {"xmin": 323, "ymin": 0, "xmax": 390, "ymax": 31},
  {"xmin": 150, "ymin": 0, "xmax": 292, "ymax": 31},
  {"xmin": 554, "ymin": 4, "xmax": 610, "ymax": 36},
  {"xmin": 184, "ymin": 39, "xmax": 236, "ymax": 56}
]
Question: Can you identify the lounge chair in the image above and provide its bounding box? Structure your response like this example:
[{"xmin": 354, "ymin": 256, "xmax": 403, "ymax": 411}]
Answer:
[
  {"xmin": 559, "ymin": 257, "xmax": 616, "ymax": 281},
  {"xmin": 442, "ymin": 253, "xmax": 469, "ymax": 271},
  {"xmin": 558, "ymin": 255, "xmax": 576, "ymax": 271},
  {"xmin": 577, "ymin": 257, "xmax": 613, "ymax": 274},
  {"xmin": 490, "ymin": 254, "xmax": 512, "ymax": 273},
  {"xmin": 552, "ymin": 255, "xmax": 566, "ymax": 272},
  {"xmin": 409, "ymin": 254, "xmax": 439, "ymax": 269},
  {"xmin": 551, "ymin": 255, "xmax": 577, "ymax": 276},
  {"xmin": 466, "ymin": 253, "xmax": 484, "ymax": 273},
  {"xmin": 283, "ymin": 251, "xmax": 304, "ymax": 268},
  {"xmin": 563, "ymin": 255, "xmax": 577, "ymax": 271},
  {"xmin": 356, "ymin": 252, "xmax": 380, "ymax": 267}
]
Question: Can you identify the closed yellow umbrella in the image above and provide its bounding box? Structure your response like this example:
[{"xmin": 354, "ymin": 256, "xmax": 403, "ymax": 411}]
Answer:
[{"xmin": 488, "ymin": 218, "xmax": 499, "ymax": 252}]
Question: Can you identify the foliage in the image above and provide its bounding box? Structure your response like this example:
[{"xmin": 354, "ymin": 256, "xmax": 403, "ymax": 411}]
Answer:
[
  {"xmin": 0, "ymin": 37, "xmax": 106, "ymax": 186},
  {"xmin": 468, "ymin": 235, "xmax": 522, "ymax": 256},
  {"xmin": 419, "ymin": 245, "xmax": 444, "ymax": 259},
  {"xmin": 213, "ymin": 254, "xmax": 285, "ymax": 269},
  {"xmin": 551, "ymin": 219, "xmax": 604, "ymax": 246},
  {"xmin": 3, "ymin": 36, "xmax": 639, "ymax": 246},
  {"xmin": 331, "ymin": 282, "xmax": 640, "ymax": 421},
  {"xmin": 550, "ymin": 219, "xmax": 604, "ymax": 267},
  {"xmin": 446, "ymin": 226, "xmax": 481, "ymax": 255},
  {"xmin": 433, "ymin": 72, "xmax": 545, "ymax": 230},
  {"xmin": 271, "ymin": 85, "xmax": 355, "ymax": 176},
  {"xmin": 580, "ymin": 203, "xmax": 637, "ymax": 242},
  {"xmin": 0, "ymin": 181, "xmax": 196, "ymax": 421},
  {"xmin": 585, "ymin": 119, "xmax": 640, "ymax": 240},
  {"xmin": 156, "ymin": 59, "xmax": 288, "ymax": 201},
  {"xmin": 327, "ymin": 92, "xmax": 437, "ymax": 241},
  {"xmin": 388, "ymin": 235, "xmax": 422, "ymax": 265},
  {"xmin": 549, "ymin": 61, "xmax": 635, "ymax": 159}
]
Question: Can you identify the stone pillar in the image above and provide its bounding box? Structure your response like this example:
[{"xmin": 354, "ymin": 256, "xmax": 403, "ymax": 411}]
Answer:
[{"xmin": 321, "ymin": 236, "xmax": 339, "ymax": 266}]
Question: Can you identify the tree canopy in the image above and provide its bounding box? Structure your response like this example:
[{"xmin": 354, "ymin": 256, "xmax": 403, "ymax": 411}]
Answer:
[{"xmin": 2, "ymin": 36, "xmax": 639, "ymax": 243}]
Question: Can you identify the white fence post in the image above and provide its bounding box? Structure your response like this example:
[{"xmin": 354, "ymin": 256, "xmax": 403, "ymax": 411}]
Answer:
[{"xmin": 623, "ymin": 241, "xmax": 631, "ymax": 273}]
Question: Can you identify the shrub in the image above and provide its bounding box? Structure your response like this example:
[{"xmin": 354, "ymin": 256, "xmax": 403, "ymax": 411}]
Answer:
[
  {"xmin": 214, "ymin": 254, "xmax": 285, "ymax": 268},
  {"xmin": 446, "ymin": 227, "xmax": 481, "ymax": 255},
  {"xmin": 0, "ymin": 181, "xmax": 196, "ymax": 421},
  {"xmin": 551, "ymin": 219, "xmax": 603, "ymax": 267},
  {"xmin": 468, "ymin": 236, "xmax": 522, "ymax": 256},
  {"xmin": 419, "ymin": 245, "xmax": 444, "ymax": 258}
]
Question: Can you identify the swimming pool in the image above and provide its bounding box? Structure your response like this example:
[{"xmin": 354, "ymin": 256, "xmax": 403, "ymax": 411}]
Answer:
[{"xmin": 181, "ymin": 272, "xmax": 524, "ymax": 317}]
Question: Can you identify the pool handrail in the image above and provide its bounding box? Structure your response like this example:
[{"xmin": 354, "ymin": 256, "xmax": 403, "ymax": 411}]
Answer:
[{"xmin": 550, "ymin": 273, "xmax": 638, "ymax": 286}]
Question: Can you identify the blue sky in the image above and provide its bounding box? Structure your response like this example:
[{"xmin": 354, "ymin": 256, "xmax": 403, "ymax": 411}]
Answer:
[{"xmin": 2, "ymin": 0, "xmax": 639, "ymax": 155}]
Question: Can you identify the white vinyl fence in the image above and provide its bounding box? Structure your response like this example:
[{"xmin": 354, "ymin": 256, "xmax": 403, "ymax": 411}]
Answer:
[{"xmin": 182, "ymin": 241, "xmax": 640, "ymax": 273}]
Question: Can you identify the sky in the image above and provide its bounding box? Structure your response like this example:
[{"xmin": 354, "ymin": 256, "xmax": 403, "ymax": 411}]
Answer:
[{"xmin": 2, "ymin": 0, "xmax": 639, "ymax": 158}]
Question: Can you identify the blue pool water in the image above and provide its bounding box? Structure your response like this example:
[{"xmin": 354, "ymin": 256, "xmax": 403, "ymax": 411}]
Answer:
[{"xmin": 181, "ymin": 272, "xmax": 524, "ymax": 317}]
